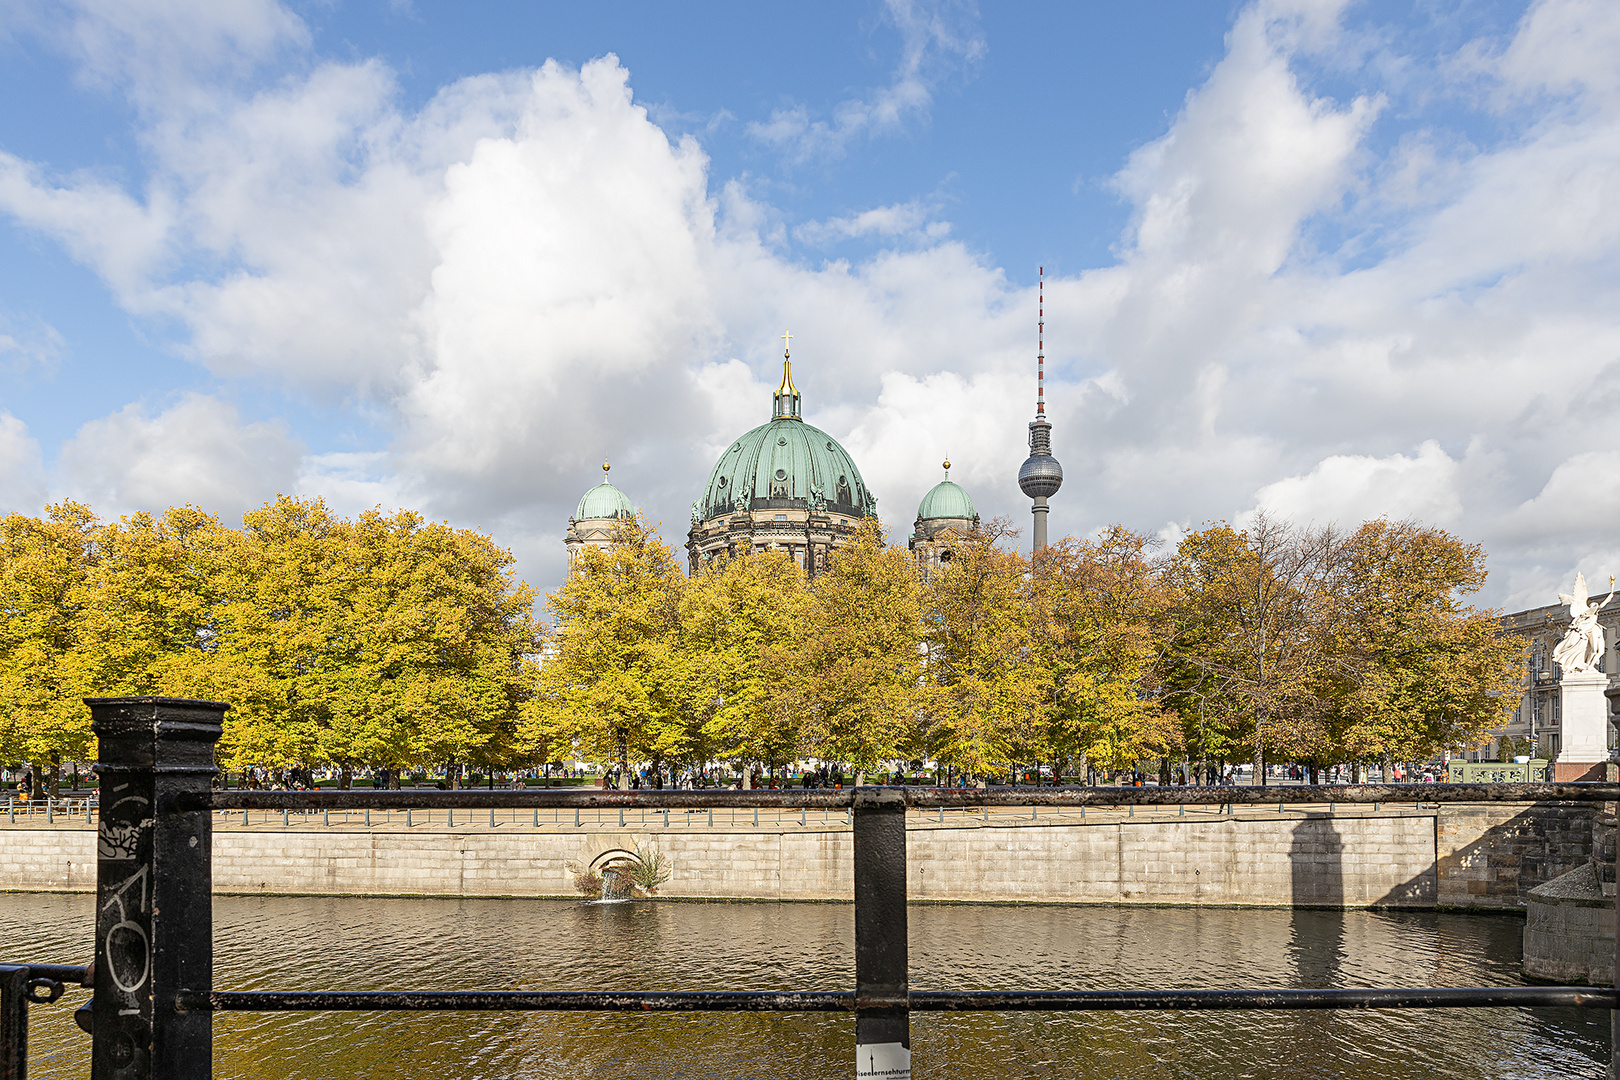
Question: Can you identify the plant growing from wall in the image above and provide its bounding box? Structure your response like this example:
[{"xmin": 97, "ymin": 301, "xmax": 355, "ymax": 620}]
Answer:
[{"xmin": 630, "ymin": 841, "xmax": 672, "ymax": 894}]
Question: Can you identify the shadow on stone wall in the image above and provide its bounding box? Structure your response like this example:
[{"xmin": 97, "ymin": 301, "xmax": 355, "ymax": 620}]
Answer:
[
  {"xmin": 1432, "ymin": 804, "xmax": 1592, "ymax": 909},
  {"xmin": 1368, "ymin": 803, "xmax": 1594, "ymax": 910},
  {"xmin": 1290, "ymin": 817, "xmax": 1344, "ymax": 906}
]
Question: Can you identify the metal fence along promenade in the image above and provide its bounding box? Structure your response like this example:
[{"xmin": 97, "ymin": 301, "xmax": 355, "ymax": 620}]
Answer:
[{"xmin": 3, "ymin": 696, "xmax": 1619, "ymax": 1080}]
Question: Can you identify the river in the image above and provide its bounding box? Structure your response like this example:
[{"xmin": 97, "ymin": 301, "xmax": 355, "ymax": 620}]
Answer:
[{"xmin": 2, "ymin": 893, "xmax": 1605, "ymax": 1079}]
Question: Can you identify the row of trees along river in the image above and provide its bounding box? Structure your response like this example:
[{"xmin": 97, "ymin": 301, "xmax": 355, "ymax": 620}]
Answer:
[{"xmin": 0, "ymin": 497, "xmax": 1521, "ymax": 793}]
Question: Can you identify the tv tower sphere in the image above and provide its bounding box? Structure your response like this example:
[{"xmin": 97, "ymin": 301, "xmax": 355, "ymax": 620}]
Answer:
[{"xmin": 1018, "ymin": 441, "xmax": 1063, "ymax": 499}]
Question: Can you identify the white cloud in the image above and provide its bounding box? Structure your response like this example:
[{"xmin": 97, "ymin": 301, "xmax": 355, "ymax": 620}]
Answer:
[
  {"xmin": 55, "ymin": 394, "xmax": 303, "ymax": 518},
  {"xmin": 1246, "ymin": 440, "xmax": 1463, "ymax": 528},
  {"xmin": 2, "ymin": 0, "xmax": 1620, "ymax": 611},
  {"xmin": 793, "ymin": 200, "xmax": 949, "ymax": 247},
  {"xmin": 0, "ymin": 414, "xmax": 46, "ymax": 513},
  {"xmin": 1503, "ymin": 450, "xmax": 1620, "ymax": 541}
]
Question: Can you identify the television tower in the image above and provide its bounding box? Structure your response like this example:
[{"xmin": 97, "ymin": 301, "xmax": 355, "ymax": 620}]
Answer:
[{"xmin": 1018, "ymin": 267, "xmax": 1062, "ymax": 551}]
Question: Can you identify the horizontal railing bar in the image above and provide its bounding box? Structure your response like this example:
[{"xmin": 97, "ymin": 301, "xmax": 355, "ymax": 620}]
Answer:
[
  {"xmin": 198, "ymin": 782, "xmax": 1620, "ymax": 812},
  {"xmin": 192, "ymin": 985, "xmax": 1618, "ymax": 1013},
  {"xmin": 909, "ymin": 987, "xmax": 1620, "ymax": 1010},
  {"xmin": 201, "ymin": 990, "xmax": 854, "ymax": 1011},
  {"xmin": 25, "ymin": 964, "xmax": 89, "ymax": 985}
]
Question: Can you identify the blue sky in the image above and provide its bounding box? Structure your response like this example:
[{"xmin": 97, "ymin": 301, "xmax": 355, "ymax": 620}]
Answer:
[{"xmin": 0, "ymin": 0, "xmax": 1616, "ymax": 610}]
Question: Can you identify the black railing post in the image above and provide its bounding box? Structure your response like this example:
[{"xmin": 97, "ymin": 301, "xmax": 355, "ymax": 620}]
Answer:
[
  {"xmin": 853, "ymin": 787, "xmax": 909, "ymax": 1079},
  {"xmin": 1, "ymin": 965, "xmax": 26, "ymax": 1080},
  {"xmin": 89, "ymin": 697, "xmax": 225, "ymax": 1080}
]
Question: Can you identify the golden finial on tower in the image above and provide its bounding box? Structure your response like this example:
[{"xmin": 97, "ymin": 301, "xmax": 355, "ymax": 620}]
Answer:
[
  {"xmin": 943, "ymin": 457, "xmax": 951, "ymax": 476},
  {"xmin": 603, "ymin": 461, "xmax": 611, "ymax": 476},
  {"xmin": 781, "ymin": 330, "xmax": 792, "ymax": 358}
]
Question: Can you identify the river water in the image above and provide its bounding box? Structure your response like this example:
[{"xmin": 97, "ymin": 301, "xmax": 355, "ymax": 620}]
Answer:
[{"xmin": 2, "ymin": 893, "xmax": 1606, "ymax": 1079}]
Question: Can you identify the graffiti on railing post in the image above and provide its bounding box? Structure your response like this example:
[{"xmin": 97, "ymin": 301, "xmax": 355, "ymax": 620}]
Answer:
[{"xmin": 89, "ymin": 698, "xmax": 224, "ymax": 1080}]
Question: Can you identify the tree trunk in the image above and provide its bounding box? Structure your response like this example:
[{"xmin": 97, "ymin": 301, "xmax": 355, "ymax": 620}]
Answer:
[
  {"xmin": 1252, "ymin": 738, "xmax": 1266, "ymax": 788},
  {"xmin": 618, "ymin": 735, "xmax": 630, "ymax": 792},
  {"xmin": 339, "ymin": 764, "xmax": 352, "ymax": 791},
  {"xmin": 29, "ymin": 763, "xmax": 43, "ymax": 800},
  {"xmin": 48, "ymin": 752, "xmax": 60, "ymax": 799}
]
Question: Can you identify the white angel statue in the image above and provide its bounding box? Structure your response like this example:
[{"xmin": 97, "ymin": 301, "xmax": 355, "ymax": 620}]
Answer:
[{"xmin": 1552, "ymin": 572, "xmax": 1615, "ymax": 676}]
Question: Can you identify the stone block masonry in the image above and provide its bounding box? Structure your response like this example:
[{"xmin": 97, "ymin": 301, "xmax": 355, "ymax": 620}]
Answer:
[{"xmin": 0, "ymin": 804, "xmax": 1590, "ymax": 909}]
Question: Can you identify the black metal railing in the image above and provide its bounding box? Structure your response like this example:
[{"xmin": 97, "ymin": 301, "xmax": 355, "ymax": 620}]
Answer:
[{"xmin": 2, "ymin": 696, "xmax": 1618, "ymax": 1080}]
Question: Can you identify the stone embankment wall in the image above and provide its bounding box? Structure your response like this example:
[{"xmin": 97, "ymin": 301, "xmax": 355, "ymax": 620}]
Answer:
[{"xmin": 0, "ymin": 804, "xmax": 1592, "ymax": 908}]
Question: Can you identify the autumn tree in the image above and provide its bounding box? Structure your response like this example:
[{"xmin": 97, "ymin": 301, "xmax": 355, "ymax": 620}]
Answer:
[
  {"xmin": 678, "ymin": 549, "xmax": 808, "ymax": 778},
  {"xmin": 1032, "ymin": 526, "xmax": 1180, "ymax": 776},
  {"xmin": 0, "ymin": 503, "xmax": 100, "ymax": 796},
  {"xmin": 528, "ymin": 515, "xmax": 687, "ymax": 785},
  {"xmin": 920, "ymin": 521, "xmax": 1048, "ymax": 778},
  {"xmin": 789, "ymin": 521, "xmax": 926, "ymax": 777},
  {"xmin": 78, "ymin": 507, "xmax": 248, "ymax": 705},
  {"xmin": 40, "ymin": 497, "xmax": 539, "ymax": 786},
  {"xmin": 1321, "ymin": 519, "xmax": 1522, "ymax": 764},
  {"xmin": 1164, "ymin": 515, "xmax": 1338, "ymax": 785}
]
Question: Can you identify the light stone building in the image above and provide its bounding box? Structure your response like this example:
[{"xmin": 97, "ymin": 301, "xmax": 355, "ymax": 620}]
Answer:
[
  {"xmin": 908, "ymin": 460, "xmax": 979, "ymax": 579},
  {"xmin": 563, "ymin": 463, "xmax": 635, "ymax": 562},
  {"xmin": 1487, "ymin": 592, "xmax": 1620, "ymax": 762}
]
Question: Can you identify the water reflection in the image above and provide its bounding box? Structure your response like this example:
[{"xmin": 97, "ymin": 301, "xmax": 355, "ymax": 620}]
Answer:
[{"xmin": 1, "ymin": 894, "xmax": 1605, "ymax": 1079}]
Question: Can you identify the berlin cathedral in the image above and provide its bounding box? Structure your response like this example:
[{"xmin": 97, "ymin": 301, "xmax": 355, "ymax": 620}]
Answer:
[{"xmin": 564, "ymin": 343, "xmax": 982, "ymax": 577}]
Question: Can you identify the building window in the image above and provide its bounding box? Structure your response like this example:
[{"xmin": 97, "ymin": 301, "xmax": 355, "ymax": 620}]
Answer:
[{"xmin": 774, "ymin": 513, "xmax": 786, "ymax": 521}]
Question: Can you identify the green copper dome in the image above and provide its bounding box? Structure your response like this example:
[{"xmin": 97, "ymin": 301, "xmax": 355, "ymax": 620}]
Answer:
[
  {"xmin": 575, "ymin": 464, "xmax": 634, "ymax": 520},
  {"xmin": 918, "ymin": 479, "xmax": 976, "ymax": 522},
  {"xmin": 697, "ymin": 360, "xmax": 877, "ymax": 521}
]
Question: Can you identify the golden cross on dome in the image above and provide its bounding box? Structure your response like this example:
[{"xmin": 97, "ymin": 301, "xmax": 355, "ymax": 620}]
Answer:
[{"xmin": 781, "ymin": 330, "xmax": 792, "ymax": 357}]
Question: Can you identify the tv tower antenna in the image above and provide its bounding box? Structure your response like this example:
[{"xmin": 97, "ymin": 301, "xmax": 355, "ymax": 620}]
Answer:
[{"xmin": 1017, "ymin": 267, "xmax": 1063, "ymax": 551}]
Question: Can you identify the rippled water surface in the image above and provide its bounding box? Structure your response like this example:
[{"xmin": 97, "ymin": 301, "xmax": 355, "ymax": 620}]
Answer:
[{"xmin": 2, "ymin": 894, "xmax": 1605, "ymax": 1079}]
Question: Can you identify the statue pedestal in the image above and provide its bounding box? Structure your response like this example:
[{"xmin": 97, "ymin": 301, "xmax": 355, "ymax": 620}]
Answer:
[{"xmin": 1555, "ymin": 672, "xmax": 1611, "ymax": 781}]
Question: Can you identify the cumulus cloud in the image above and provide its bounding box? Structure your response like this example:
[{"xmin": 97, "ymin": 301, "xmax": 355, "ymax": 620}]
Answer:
[
  {"xmin": 55, "ymin": 394, "xmax": 303, "ymax": 519},
  {"xmin": 2, "ymin": 0, "xmax": 1620, "ymax": 607},
  {"xmin": 1246, "ymin": 440, "xmax": 1464, "ymax": 528}
]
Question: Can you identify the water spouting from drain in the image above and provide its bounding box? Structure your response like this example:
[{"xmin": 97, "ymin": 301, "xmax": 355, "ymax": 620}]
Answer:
[{"xmin": 598, "ymin": 867, "xmax": 632, "ymax": 902}]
